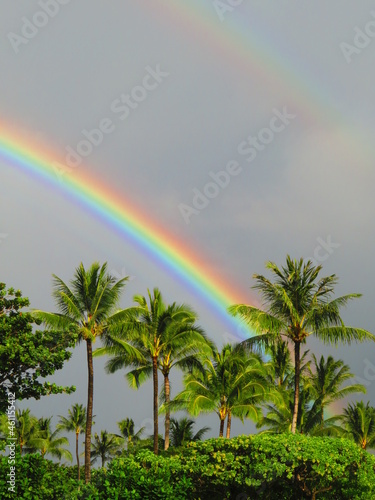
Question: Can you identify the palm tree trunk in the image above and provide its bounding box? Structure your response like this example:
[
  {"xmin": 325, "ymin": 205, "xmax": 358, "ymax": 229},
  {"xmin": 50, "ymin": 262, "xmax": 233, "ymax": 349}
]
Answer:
[
  {"xmin": 152, "ymin": 356, "xmax": 159, "ymax": 454},
  {"xmin": 219, "ymin": 417, "xmax": 225, "ymax": 437},
  {"xmin": 164, "ymin": 373, "xmax": 170, "ymax": 451},
  {"xmin": 85, "ymin": 339, "xmax": 94, "ymax": 483},
  {"xmin": 291, "ymin": 341, "xmax": 301, "ymax": 434},
  {"xmin": 226, "ymin": 411, "xmax": 232, "ymax": 438},
  {"xmin": 76, "ymin": 431, "xmax": 80, "ymax": 482}
]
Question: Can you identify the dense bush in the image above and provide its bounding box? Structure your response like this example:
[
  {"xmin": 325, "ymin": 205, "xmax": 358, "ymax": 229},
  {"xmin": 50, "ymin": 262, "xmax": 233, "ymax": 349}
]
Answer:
[
  {"xmin": 180, "ymin": 434, "xmax": 375, "ymax": 499},
  {"xmin": 0, "ymin": 452, "xmax": 78, "ymax": 499},
  {"xmin": 1, "ymin": 434, "xmax": 375, "ymax": 499}
]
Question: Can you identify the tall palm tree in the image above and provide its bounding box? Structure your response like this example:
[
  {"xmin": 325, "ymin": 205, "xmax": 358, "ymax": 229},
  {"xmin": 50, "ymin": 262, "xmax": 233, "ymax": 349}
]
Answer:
[
  {"xmin": 229, "ymin": 256, "xmax": 375, "ymax": 433},
  {"xmin": 126, "ymin": 315, "xmax": 211, "ymax": 451},
  {"xmin": 94, "ymin": 288, "xmax": 210, "ymax": 453},
  {"xmin": 158, "ymin": 324, "xmax": 212, "ymax": 451},
  {"xmin": 117, "ymin": 418, "xmax": 145, "ymax": 450},
  {"xmin": 90, "ymin": 430, "xmax": 122, "ymax": 467},
  {"xmin": 307, "ymin": 354, "xmax": 366, "ymax": 427},
  {"xmin": 58, "ymin": 404, "xmax": 86, "ymax": 481},
  {"xmin": 169, "ymin": 417, "xmax": 210, "ymax": 447},
  {"xmin": 339, "ymin": 401, "xmax": 375, "ymax": 449},
  {"xmin": 171, "ymin": 344, "xmax": 269, "ymax": 437},
  {"xmin": 37, "ymin": 417, "xmax": 72, "ymax": 462},
  {"xmin": 33, "ymin": 262, "xmax": 140, "ymax": 483}
]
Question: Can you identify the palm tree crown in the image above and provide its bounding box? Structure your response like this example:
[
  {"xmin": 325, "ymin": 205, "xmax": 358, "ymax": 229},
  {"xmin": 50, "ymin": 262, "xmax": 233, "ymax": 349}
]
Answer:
[
  {"xmin": 90, "ymin": 430, "xmax": 122, "ymax": 467},
  {"xmin": 229, "ymin": 256, "xmax": 374, "ymax": 433},
  {"xmin": 169, "ymin": 417, "xmax": 210, "ymax": 447},
  {"xmin": 307, "ymin": 354, "xmax": 366, "ymax": 427},
  {"xmin": 117, "ymin": 418, "xmax": 145, "ymax": 450},
  {"xmin": 171, "ymin": 343, "xmax": 269, "ymax": 438},
  {"xmin": 340, "ymin": 401, "xmax": 375, "ymax": 449},
  {"xmin": 14, "ymin": 409, "xmax": 40, "ymax": 454},
  {"xmin": 36, "ymin": 417, "xmax": 72, "ymax": 462}
]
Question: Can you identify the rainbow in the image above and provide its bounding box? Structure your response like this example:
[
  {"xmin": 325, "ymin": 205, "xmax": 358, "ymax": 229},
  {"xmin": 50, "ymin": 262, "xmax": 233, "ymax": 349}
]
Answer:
[
  {"xmin": 2, "ymin": 4, "xmax": 366, "ymax": 418},
  {"xmin": 151, "ymin": 0, "xmax": 335, "ymax": 121},
  {"xmin": 0, "ymin": 124, "xmax": 253, "ymax": 337},
  {"xmin": 150, "ymin": 0, "xmax": 373, "ymax": 164}
]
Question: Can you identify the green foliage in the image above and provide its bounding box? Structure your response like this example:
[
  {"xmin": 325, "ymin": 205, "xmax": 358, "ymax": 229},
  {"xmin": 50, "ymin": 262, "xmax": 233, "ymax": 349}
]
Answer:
[
  {"xmin": 33, "ymin": 261, "xmax": 132, "ymax": 483},
  {"xmin": 93, "ymin": 450, "xmax": 194, "ymax": 499},
  {"xmin": 169, "ymin": 417, "xmax": 210, "ymax": 447},
  {"xmin": 12, "ymin": 409, "xmax": 40, "ymax": 454},
  {"xmin": 117, "ymin": 418, "xmax": 144, "ymax": 451},
  {"xmin": 180, "ymin": 434, "xmax": 375, "ymax": 499},
  {"xmin": 229, "ymin": 256, "xmax": 374, "ymax": 434},
  {"xmin": 94, "ymin": 287, "xmax": 211, "ymax": 454},
  {"xmin": 0, "ymin": 453, "xmax": 79, "ymax": 499},
  {"xmin": 58, "ymin": 404, "xmax": 86, "ymax": 436},
  {"xmin": 258, "ymin": 345, "xmax": 365, "ymax": 437},
  {"xmin": 171, "ymin": 343, "xmax": 269, "ymax": 437},
  {"xmin": 339, "ymin": 401, "xmax": 375, "ymax": 449},
  {"xmin": 0, "ymin": 283, "xmax": 76, "ymax": 412},
  {"xmin": 1, "ymin": 435, "xmax": 374, "ymax": 498},
  {"xmin": 90, "ymin": 430, "xmax": 123, "ymax": 467},
  {"xmin": 36, "ymin": 416, "xmax": 72, "ymax": 461}
]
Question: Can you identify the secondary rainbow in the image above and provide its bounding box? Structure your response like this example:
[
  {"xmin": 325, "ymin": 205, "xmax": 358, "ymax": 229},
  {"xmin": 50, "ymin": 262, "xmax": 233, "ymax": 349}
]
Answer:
[
  {"xmin": 0, "ymin": 126, "xmax": 254, "ymax": 336},
  {"xmin": 149, "ymin": 0, "xmax": 374, "ymax": 163}
]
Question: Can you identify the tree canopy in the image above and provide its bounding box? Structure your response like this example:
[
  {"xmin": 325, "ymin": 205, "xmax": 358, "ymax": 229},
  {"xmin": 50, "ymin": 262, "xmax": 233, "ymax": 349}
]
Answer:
[{"xmin": 0, "ymin": 283, "xmax": 76, "ymax": 413}]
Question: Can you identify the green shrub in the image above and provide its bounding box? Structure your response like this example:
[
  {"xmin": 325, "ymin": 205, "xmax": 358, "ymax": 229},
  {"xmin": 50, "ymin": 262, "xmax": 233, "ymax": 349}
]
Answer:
[
  {"xmin": 93, "ymin": 450, "xmax": 194, "ymax": 499},
  {"xmin": 0, "ymin": 453, "xmax": 79, "ymax": 499},
  {"xmin": 1, "ymin": 435, "xmax": 374, "ymax": 499},
  {"xmin": 181, "ymin": 434, "xmax": 375, "ymax": 499}
]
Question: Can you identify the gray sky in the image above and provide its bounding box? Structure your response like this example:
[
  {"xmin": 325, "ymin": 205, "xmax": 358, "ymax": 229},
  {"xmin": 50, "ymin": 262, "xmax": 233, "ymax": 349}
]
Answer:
[{"xmin": 1, "ymin": 1, "xmax": 375, "ymax": 455}]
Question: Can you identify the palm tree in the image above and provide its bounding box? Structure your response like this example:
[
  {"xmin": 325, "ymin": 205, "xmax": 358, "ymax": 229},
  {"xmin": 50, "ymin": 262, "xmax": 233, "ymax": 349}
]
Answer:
[
  {"xmin": 307, "ymin": 354, "xmax": 366, "ymax": 427},
  {"xmin": 117, "ymin": 418, "xmax": 145, "ymax": 450},
  {"xmin": 158, "ymin": 324, "xmax": 212, "ymax": 451},
  {"xmin": 171, "ymin": 344, "xmax": 269, "ymax": 437},
  {"xmin": 339, "ymin": 401, "xmax": 375, "ymax": 449},
  {"xmin": 14, "ymin": 409, "xmax": 40, "ymax": 454},
  {"xmin": 36, "ymin": 417, "xmax": 72, "ymax": 462},
  {"xmin": 58, "ymin": 404, "xmax": 86, "ymax": 481},
  {"xmin": 33, "ymin": 262, "xmax": 140, "ymax": 483},
  {"xmin": 257, "ymin": 350, "xmax": 312, "ymax": 434},
  {"xmin": 126, "ymin": 314, "xmax": 211, "ymax": 451},
  {"xmin": 169, "ymin": 417, "xmax": 210, "ymax": 447},
  {"xmin": 94, "ymin": 288, "xmax": 210, "ymax": 453},
  {"xmin": 265, "ymin": 340, "xmax": 294, "ymax": 389},
  {"xmin": 229, "ymin": 256, "xmax": 375, "ymax": 433},
  {"xmin": 90, "ymin": 430, "xmax": 122, "ymax": 467}
]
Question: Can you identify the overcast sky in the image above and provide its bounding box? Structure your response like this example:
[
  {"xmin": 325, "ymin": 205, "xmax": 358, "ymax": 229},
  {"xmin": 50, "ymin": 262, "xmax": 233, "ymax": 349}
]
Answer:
[{"xmin": 1, "ymin": 1, "xmax": 375, "ymax": 454}]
